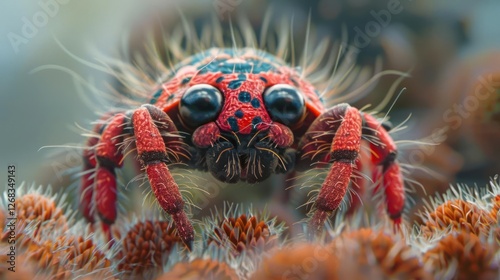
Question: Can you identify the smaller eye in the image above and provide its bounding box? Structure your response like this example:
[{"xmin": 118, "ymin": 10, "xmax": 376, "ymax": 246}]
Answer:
[
  {"xmin": 263, "ymin": 84, "xmax": 305, "ymax": 125},
  {"xmin": 179, "ymin": 84, "xmax": 223, "ymax": 127}
]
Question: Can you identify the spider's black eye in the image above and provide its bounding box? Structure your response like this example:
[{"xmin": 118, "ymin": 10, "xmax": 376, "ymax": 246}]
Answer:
[
  {"xmin": 263, "ymin": 84, "xmax": 305, "ymax": 125},
  {"xmin": 179, "ymin": 84, "xmax": 223, "ymax": 127}
]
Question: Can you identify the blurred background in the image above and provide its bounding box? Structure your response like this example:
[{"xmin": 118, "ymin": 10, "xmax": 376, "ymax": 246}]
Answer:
[{"xmin": 1, "ymin": 0, "xmax": 499, "ymax": 224}]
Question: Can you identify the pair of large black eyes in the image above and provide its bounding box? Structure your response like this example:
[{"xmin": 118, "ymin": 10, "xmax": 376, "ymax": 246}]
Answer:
[{"xmin": 179, "ymin": 84, "xmax": 305, "ymax": 127}]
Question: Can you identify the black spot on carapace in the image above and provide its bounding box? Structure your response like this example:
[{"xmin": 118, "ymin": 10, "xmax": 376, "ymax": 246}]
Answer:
[
  {"xmin": 290, "ymin": 78, "xmax": 299, "ymax": 87},
  {"xmin": 235, "ymin": 109, "xmax": 244, "ymax": 118},
  {"xmin": 215, "ymin": 76, "xmax": 224, "ymax": 83},
  {"xmin": 149, "ymin": 89, "xmax": 163, "ymax": 104},
  {"xmin": 252, "ymin": 116, "xmax": 262, "ymax": 126},
  {"xmin": 228, "ymin": 117, "xmax": 239, "ymax": 132},
  {"xmin": 228, "ymin": 79, "xmax": 243, "ymax": 89},
  {"xmin": 181, "ymin": 77, "xmax": 191, "ymax": 85},
  {"xmin": 259, "ymin": 76, "xmax": 268, "ymax": 83},
  {"xmin": 251, "ymin": 98, "xmax": 260, "ymax": 108},
  {"xmin": 238, "ymin": 91, "xmax": 251, "ymax": 103},
  {"xmin": 167, "ymin": 94, "xmax": 175, "ymax": 101}
]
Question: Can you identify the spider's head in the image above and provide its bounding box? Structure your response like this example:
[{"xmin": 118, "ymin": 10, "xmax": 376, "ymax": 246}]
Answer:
[{"xmin": 175, "ymin": 49, "xmax": 310, "ymax": 183}]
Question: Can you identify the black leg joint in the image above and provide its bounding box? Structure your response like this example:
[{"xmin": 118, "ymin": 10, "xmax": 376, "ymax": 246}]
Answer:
[
  {"xmin": 98, "ymin": 213, "xmax": 115, "ymax": 225},
  {"xmin": 96, "ymin": 156, "xmax": 117, "ymax": 173},
  {"xmin": 123, "ymin": 110, "xmax": 135, "ymax": 135},
  {"xmin": 381, "ymin": 151, "xmax": 397, "ymax": 171},
  {"xmin": 360, "ymin": 114, "xmax": 393, "ymax": 138},
  {"xmin": 140, "ymin": 151, "xmax": 168, "ymax": 165},
  {"xmin": 331, "ymin": 149, "xmax": 358, "ymax": 163},
  {"xmin": 381, "ymin": 120, "xmax": 393, "ymax": 132},
  {"xmin": 389, "ymin": 211, "xmax": 402, "ymax": 220},
  {"xmin": 361, "ymin": 115, "xmax": 373, "ymax": 137}
]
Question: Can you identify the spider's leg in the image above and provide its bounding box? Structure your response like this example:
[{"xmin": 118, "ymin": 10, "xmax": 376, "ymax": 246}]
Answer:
[
  {"xmin": 132, "ymin": 104, "xmax": 194, "ymax": 246},
  {"xmin": 298, "ymin": 103, "xmax": 362, "ymax": 234},
  {"xmin": 80, "ymin": 114, "xmax": 112, "ymax": 224},
  {"xmin": 80, "ymin": 113, "xmax": 126, "ymax": 241},
  {"xmin": 297, "ymin": 103, "xmax": 406, "ymax": 235},
  {"xmin": 81, "ymin": 105, "xmax": 193, "ymax": 246},
  {"xmin": 363, "ymin": 113, "xmax": 405, "ymax": 225}
]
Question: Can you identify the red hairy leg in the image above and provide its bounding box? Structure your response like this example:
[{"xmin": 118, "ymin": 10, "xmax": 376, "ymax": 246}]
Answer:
[
  {"xmin": 81, "ymin": 114, "xmax": 116, "ymax": 224},
  {"xmin": 82, "ymin": 113, "xmax": 127, "ymax": 241},
  {"xmin": 363, "ymin": 114, "xmax": 405, "ymax": 225},
  {"xmin": 81, "ymin": 105, "xmax": 192, "ymax": 244},
  {"xmin": 300, "ymin": 104, "xmax": 363, "ymax": 234},
  {"xmin": 132, "ymin": 104, "xmax": 194, "ymax": 246},
  {"xmin": 81, "ymin": 135, "xmax": 99, "ymax": 224}
]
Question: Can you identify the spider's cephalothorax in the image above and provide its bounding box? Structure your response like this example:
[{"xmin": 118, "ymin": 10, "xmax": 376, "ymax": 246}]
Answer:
[
  {"xmin": 171, "ymin": 48, "xmax": 322, "ymax": 184},
  {"xmin": 80, "ymin": 47, "xmax": 405, "ymax": 247}
]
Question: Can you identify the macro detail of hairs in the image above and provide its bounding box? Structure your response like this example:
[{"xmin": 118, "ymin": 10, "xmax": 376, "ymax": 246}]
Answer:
[{"xmin": 1, "ymin": 1, "xmax": 499, "ymax": 279}]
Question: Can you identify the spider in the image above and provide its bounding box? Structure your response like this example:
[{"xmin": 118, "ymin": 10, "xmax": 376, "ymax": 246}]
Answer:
[{"xmin": 79, "ymin": 45, "xmax": 405, "ymax": 247}]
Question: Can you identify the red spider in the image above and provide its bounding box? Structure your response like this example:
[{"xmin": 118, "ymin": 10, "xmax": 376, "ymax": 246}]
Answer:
[{"xmin": 80, "ymin": 47, "xmax": 405, "ymax": 246}]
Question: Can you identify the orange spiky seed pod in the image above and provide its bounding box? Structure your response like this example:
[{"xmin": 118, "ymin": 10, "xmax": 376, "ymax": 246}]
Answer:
[
  {"xmin": 156, "ymin": 259, "xmax": 239, "ymax": 280},
  {"xmin": 250, "ymin": 243, "xmax": 338, "ymax": 280},
  {"xmin": 8, "ymin": 232, "xmax": 111, "ymax": 279},
  {"xmin": 16, "ymin": 193, "xmax": 66, "ymax": 225},
  {"xmin": 210, "ymin": 214, "xmax": 275, "ymax": 253},
  {"xmin": 116, "ymin": 220, "xmax": 183, "ymax": 278},
  {"xmin": 63, "ymin": 235, "xmax": 111, "ymax": 273},
  {"xmin": 424, "ymin": 231, "xmax": 499, "ymax": 279},
  {"xmin": 1, "ymin": 192, "xmax": 69, "ymax": 249},
  {"xmin": 329, "ymin": 228, "xmax": 431, "ymax": 280},
  {"xmin": 23, "ymin": 234, "xmax": 111, "ymax": 280},
  {"xmin": 13, "ymin": 193, "xmax": 67, "ymax": 239},
  {"xmin": 420, "ymin": 199, "xmax": 494, "ymax": 238}
]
